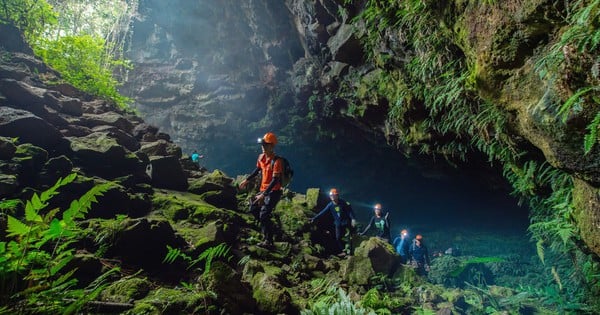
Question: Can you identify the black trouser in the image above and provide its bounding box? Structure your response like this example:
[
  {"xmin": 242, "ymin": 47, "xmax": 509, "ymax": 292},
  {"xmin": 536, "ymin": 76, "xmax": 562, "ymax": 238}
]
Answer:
[
  {"xmin": 250, "ymin": 190, "xmax": 282, "ymax": 243},
  {"xmin": 335, "ymin": 224, "xmax": 353, "ymax": 254}
]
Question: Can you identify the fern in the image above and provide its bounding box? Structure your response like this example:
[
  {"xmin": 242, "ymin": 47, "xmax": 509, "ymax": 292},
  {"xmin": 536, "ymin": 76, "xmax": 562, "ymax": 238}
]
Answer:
[
  {"xmin": 584, "ymin": 110, "xmax": 600, "ymax": 153},
  {"xmin": 163, "ymin": 243, "xmax": 231, "ymax": 275},
  {"xmin": 0, "ymin": 174, "xmax": 113, "ymax": 313}
]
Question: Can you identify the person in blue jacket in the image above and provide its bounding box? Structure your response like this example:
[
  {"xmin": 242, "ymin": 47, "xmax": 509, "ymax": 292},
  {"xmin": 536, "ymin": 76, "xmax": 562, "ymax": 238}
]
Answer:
[
  {"xmin": 392, "ymin": 229, "xmax": 410, "ymax": 264},
  {"xmin": 310, "ymin": 188, "xmax": 357, "ymax": 256},
  {"xmin": 409, "ymin": 234, "xmax": 431, "ymax": 276}
]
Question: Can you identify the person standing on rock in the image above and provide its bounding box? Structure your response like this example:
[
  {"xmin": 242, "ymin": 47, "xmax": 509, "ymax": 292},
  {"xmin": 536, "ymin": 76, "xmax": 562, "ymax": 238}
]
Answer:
[
  {"xmin": 359, "ymin": 203, "xmax": 391, "ymax": 242},
  {"xmin": 240, "ymin": 132, "xmax": 283, "ymax": 247},
  {"xmin": 409, "ymin": 234, "xmax": 431, "ymax": 276},
  {"xmin": 392, "ymin": 229, "xmax": 411, "ymax": 264},
  {"xmin": 310, "ymin": 188, "xmax": 357, "ymax": 257}
]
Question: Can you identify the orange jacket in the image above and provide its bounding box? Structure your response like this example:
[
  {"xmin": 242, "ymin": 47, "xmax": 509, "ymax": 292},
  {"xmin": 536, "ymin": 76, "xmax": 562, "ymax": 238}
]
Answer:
[{"xmin": 256, "ymin": 153, "xmax": 283, "ymax": 192}]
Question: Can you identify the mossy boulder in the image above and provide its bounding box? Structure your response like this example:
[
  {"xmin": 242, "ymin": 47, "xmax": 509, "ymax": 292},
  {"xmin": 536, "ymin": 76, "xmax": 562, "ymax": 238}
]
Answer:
[
  {"xmin": 188, "ymin": 170, "xmax": 237, "ymax": 210},
  {"xmin": 104, "ymin": 217, "xmax": 186, "ymax": 273},
  {"xmin": 201, "ymin": 261, "xmax": 257, "ymax": 314},
  {"xmin": 152, "ymin": 190, "xmax": 240, "ymax": 225},
  {"xmin": 354, "ymin": 237, "xmax": 398, "ymax": 275},
  {"xmin": 572, "ymin": 178, "xmax": 600, "ymax": 258},
  {"xmin": 250, "ymin": 272, "xmax": 293, "ymax": 314},
  {"xmin": 125, "ymin": 287, "xmax": 206, "ymax": 315},
  {"xmin": 68, "ymin": 131, "xmax": 147, "ymax": 180},
  {"xmin": 174, "ymin": 220, "xmax": 235, "ymax": 251},
  {"xmin": 274, "ymin": 195, "xmax": 311, "ymax": 240},
  {"xmin": 100, "ymin": 277, "xmax": 153, "ymax": 303},
  {"xmin": 340, "ymin": 255, "xmax": 375, "ymax": 286}
]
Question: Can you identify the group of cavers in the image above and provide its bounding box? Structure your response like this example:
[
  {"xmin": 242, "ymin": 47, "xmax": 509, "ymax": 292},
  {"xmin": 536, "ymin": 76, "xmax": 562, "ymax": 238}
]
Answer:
[{"xmin": 235, "ymin": 132, "xmax": 432, "ymax": 276}]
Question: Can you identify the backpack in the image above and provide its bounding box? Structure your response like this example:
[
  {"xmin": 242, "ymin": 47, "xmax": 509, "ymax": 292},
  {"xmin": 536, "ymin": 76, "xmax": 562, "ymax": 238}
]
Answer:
[{"xmin": 272, "ymin": 155, "xmax": 294, "ymax": 187}]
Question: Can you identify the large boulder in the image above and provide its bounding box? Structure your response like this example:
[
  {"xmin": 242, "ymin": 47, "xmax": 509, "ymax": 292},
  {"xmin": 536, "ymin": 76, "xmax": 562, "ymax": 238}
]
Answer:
[
  {"xmin": 0, "ymin": 107, "xmax": 64, "ymax": 150},
  {"xmin": 201, "ymin": 261, "xmax": 257, "ymax": 314},
  {"xmin": 148, "ymin": 155, "xmax": 188, "ymax": 191},
  {"xmin": 67, "ymin": 132, "xmax": 147, "ymax": 179},
  {"xmin": 250, "ymin": 272, "xmax": 293, "ymax": 314},
  {"xmin": 104, "ymin": 218, "xmax": 186, "ymax": 272}
]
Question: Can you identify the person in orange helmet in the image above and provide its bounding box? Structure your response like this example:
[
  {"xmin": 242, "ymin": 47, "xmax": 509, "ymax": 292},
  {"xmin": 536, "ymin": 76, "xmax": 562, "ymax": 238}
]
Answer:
[
  {"xmin": 310, "ymin": 188, "xmax": 357, "ymax": 256},
  {"xmin": 409, "ymin": 234, "xmax": 431, "ymax": 276},
  {"xmin": 359, "ymin": 203, "xmax": 391, "ymax": 242},
  {"xmin": 392, "ymin": 229, "xmax": 410, "ymax": 264},
  {"xmin": 240, "ymin": 132, "xmax": 283, "ymax": 247}
]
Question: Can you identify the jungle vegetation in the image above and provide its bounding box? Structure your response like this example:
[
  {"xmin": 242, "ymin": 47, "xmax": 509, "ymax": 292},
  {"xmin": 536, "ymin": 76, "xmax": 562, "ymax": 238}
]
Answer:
[{"xmin": 0, "ymin": 0, "xmax": 136, "ymax": 109}]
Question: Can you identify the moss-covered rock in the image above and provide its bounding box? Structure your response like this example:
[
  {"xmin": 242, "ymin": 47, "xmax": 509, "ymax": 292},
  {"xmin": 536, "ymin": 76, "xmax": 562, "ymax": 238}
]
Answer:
[
  {"xmin": 152, "ymin": 189, "xmax": 241, "ymax": 225},
  {"xmin": 274, "ymin": 193, "xmax": 312, "ymax": 240},
  {"xmin": 340, "ymin": 255, "xmax": 375, "ymax": 286},
  {"xmin": 354, "ymin": 237, "xmax": 398, "ymax": 275},
  {"xmin": 572, "ymin": 178, "xmax": 600, "ymax": 258},
  {"xmin": 125, "ymin": 287, "xmax": 207, "ymax": 315},
  {"xmin": 100, "ymin": 277, "xmax": 153, "ymax": 303},
  {"xmin": 250, "ymin": 272, "xmax": 293, "ymax": 314},
  {"xmin": 201, "ymin": 261, "xmax": 257, "ymax": 314}
]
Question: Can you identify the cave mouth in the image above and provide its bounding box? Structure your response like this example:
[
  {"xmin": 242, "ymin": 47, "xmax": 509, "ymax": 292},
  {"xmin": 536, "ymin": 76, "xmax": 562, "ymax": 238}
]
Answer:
[{"xmin": 196, "ymin": 130, "xmax": 529, "ymax": 239}]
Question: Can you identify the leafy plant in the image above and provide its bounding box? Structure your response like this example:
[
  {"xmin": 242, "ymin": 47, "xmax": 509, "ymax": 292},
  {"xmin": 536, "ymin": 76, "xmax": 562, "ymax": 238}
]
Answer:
[
  {"xmin": 34, "ymin": 34, "xmax": 132, "ymax": 109},
  {"xmin": 301, "ymin": 287, "xmax": 377, "ymax": 315},
  {"xmin": 0, "ymin": 173, "xmax": 114, "ymax": 313},
  {"xmin": 449, "ymin": 257, "xmax": 504, "ymax": 278},
  {"xmin": 163, "ymin": 243, "xmax": 231, "ymax": 275}
]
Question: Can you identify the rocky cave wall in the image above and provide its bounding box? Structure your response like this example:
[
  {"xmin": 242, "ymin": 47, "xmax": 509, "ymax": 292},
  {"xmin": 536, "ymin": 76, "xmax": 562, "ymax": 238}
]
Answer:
[{"xmin": 122, "ymin": 0, "xmax": 600, "ymax": 258}]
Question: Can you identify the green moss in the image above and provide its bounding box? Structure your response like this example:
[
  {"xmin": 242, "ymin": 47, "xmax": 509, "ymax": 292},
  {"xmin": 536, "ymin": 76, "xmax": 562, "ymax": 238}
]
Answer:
[
  {"xmin": 152, "ymin": 190, "xmax": 232, "ymax": 224},
  {"xmin": 100, "ymin": 277, "xmax": 152, "ymax": 303},
  {"xmin": 127, "ymin": 287, "xmax": 209, "ymax": 314}
]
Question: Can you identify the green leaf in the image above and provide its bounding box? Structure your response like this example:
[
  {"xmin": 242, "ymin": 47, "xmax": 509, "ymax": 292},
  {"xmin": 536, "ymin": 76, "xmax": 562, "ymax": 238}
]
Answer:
[
  {"xmin": 30, "ymin": 192, "xmax": 45, "ymax": 210},
  {"xmin": 6, "ymin": 215, "xmax": 31, "ymax": 237},
  {"xmin": 25, "ymin": 200, "xmax": 43, "ymax": 223},
  {"xmin": 47, "ymin": 218, "xmax": 64, "ymax": 239}
]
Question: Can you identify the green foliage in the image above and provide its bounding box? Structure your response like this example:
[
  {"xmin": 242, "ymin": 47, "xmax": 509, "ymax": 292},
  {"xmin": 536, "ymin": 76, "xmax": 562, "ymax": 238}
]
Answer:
[
  {"xmin": 535, "ymin": 0, "xmax": 600, "ymax": 154},
  {"xmin": 34, "ymin": 34, "xmax": 132, "ymax": 109},
  {"xmin": 449, "ymin": 257, "xmax": 504, "ymax": 278},
  {"xmin": 164, "ymin": 243, "xmax": 231, "ymax": 275},
  {"xmin": 301, "ymin": 287, "xmax": 377, "ymax": 315},
  {"xmin": 0, "ymin": 174, "xmax": 113, "ymax": 313},
  {"xmin": 0, "ymin": 0, "xmax": 134, "ymax": 109},
  {"xmin": 0, "ymin": 0, "xmax": 57, "ymax": 39},
  {"xmin": 360, "ymin": 288, "xmax": 405, "ymax": 314}
]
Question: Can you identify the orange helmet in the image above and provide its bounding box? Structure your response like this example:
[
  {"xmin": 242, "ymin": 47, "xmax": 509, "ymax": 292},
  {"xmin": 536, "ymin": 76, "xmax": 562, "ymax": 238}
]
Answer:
[
  {"xmin": 329, "ymin": 188, "xmax": 339, "ymax": 195},
  {"xmin": 258, "ymin": 132, "xmax": 277, "ymax": 145},
  {"xmin": 415, "ymin": 234, "xmax": 423, "ymax": 240},
  {"xmin": 374, "ymin": 203, "xmax": 382, "ymax": 210}
]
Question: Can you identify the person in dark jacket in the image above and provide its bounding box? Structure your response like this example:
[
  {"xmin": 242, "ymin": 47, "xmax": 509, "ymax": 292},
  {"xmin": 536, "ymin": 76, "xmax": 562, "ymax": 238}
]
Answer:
[
  {"xmin": 392, "ymin": 229, "xmax": 410, "ymax": 263},
  {"xmin": 310, "ymin": 188, "xmax": 357, "ymax": 256},
  {"xmin": 359, "ymin": 203, "xmax": 391, "ymax": 242},
  {"xmin": 409, "ymin": 234, "xmax": 431, "ymax": 276}
]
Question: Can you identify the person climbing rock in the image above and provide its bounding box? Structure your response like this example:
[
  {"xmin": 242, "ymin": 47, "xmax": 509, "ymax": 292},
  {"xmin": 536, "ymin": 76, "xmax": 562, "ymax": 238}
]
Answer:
[
  {"xmin": 240, "ymin": 132, "xmax": 283, "ymax": 247},
  {"xmin": 190, "ymin": 150, "xmax": 204, "ymax": 167},
  {"xmin": 310, "ymin": 188, "xmax": 357, "ymax": 257},
  {"xmin": 409, "ymin": 234, "xmax": 431, "ymax": 276},
  {"xmin": 392, "ymin": 229, "xmax": 411, "ymax": 264},
  {"xmin": 359, "ymin": 203, "xmax": 391, "ymax": 242}
]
